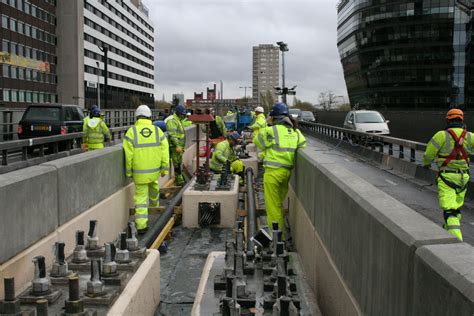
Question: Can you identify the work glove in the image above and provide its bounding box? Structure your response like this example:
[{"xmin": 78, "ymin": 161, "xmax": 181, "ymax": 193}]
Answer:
[{"xmin": 175, "ymin": 147, "xmax": 184, "ymax": 154}]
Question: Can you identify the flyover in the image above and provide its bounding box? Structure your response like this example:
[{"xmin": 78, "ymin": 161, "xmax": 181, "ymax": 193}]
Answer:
[{"xmin": 0, "ymin": 124, "xmax": 472, "ymax": 315}]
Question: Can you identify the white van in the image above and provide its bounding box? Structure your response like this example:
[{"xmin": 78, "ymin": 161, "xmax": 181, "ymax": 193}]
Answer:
[{"xmin": 343, "ymin": 110, "xmax": 390, "ymax": 135}]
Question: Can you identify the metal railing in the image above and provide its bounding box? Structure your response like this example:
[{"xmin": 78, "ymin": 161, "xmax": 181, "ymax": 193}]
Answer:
[
  {"xmin": 299, "ymin": 121, "xmax": 428, "ymax": 164},
  {"xmin": 0, "ymin": 126, "xmax": 130, "ymax": 167}
]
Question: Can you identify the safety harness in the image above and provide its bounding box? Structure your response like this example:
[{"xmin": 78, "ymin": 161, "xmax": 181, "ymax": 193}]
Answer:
[{"xmin": 438, "ymin": 128, "xmax": 469, "ymax": 193}]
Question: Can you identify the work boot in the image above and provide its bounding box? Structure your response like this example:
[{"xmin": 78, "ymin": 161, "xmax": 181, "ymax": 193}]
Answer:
[
  {"xmin": 175, "ymin": 174, "xmax": 185, "ymax": 186},
  {"xmin": 137, "ymin": 227, "xmax": 148, "ymax": 235}
]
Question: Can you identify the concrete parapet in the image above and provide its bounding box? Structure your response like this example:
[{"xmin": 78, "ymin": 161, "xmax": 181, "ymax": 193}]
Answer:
[
  {"xmin": 290, "ymin": 147, "xmax": 462, "ymax": 315},
  {"xmin": 42, "ymin": 145, "xmax": 128, "ymax": 225},
  {"xmin": 0, "ymin": 183, "xmax": 134, "ymax": 299},
  {"xmin": 412, "ymin": 243, "xmax": 474, "ymax": 315},
  {"xmin": 108, "ymin": 250, "xmax": 161, "ymax": 316},
  {"xmin": 0, "ymin": 166, "xmax": 58, "ymax": 264}
]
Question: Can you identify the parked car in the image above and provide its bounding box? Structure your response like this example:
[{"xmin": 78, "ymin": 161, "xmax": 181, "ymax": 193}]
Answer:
[
  {"xmin": 18, "ymin": 104, "xmax": 85, "ymax": 139},
  {"xmin": 343, "ymin": 110, "xmax": 390, "ymax": 135},
  {"xmin": 289, "ymin": 108, "xmax": 302, "ymax": 120},
  {"xmin": 300, "ymin": 111, "xmax": 316, "ymax": 122}
]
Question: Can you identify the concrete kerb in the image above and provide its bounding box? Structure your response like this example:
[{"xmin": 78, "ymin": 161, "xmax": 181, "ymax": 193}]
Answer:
[{"xmin": 292, "ymin": 148, "xmax": 461, "ymax": 315}]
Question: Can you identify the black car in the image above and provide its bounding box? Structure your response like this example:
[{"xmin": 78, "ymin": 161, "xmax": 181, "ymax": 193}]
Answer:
[{"xmin": 18, "ymin": 104, "xmax": 84, "ymax": 139}]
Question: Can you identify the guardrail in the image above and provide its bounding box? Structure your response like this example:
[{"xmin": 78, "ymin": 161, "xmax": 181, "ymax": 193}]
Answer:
[
  {"xmin": 0, "ymin": 126, "xmax": 130, "ymax": 167},
  {"xmin": 299, "ymin": 121, "xmax": 428, "ymax": 164}
]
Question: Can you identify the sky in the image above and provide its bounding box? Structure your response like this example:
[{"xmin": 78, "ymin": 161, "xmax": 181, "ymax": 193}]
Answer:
[{"xmin": 142, "ymin": 0, "xmax": 348, "ymax": 105}]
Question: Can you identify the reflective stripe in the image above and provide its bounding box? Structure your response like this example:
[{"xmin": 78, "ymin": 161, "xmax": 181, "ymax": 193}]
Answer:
[
  {"xmin": 468, "ymin": 133, "xmax": 472, "ymax": 152},
  {"xmin": 124, "ymin": 135, "xmax": 134, "ymax": 144},
  {"xmin": 135, "ymin": 143, "xmax": 161, "ymax": 148},
  {"xmin": 132, "ymin": 167, "xmax": 162, "ymax": 174},
  {"xmin": 135, "ymin": 204, "xmax": 148, "ymax": 209},
  {"xmin": 133, "ymin": 126, "xmax": 138, "ymax": 145},
  {"xmin": 444, "ymin": 131, "xmax": 451, "ymax": 152},
  {"xmin": 271, "ymin": 145, "xmax": 296, "ymax": 152},
  {"xmin": 135, "ymin": 214, "xmax": 148, "ymax": 218},
  {"xmin": 161, "ymin": 166, "xmax": 170, "ymax": 171},
  {"xmin": 263, "ymin": 160, "xmax": 293, "ymax": 168},
  {"xmin": 257, "ymin": 133, "xmax": 265, "ymax": 147},
  {"xmin": 125, "ymin": 169, "xmax": 132, "ymax": 174},
  {"xmin": 160, "ymin": 134, "xmax": 166, "ymax": 142},
  {"xmin": 446, "ymin": 225, "xmax": 460, "ymax": 230},
  {"xmin": 272, "ymin": 126, "xmax": 280, "ymax": 145},
  {"xmin": 429, "ymin": 138, "xmax": 441, "ymax": 150}
]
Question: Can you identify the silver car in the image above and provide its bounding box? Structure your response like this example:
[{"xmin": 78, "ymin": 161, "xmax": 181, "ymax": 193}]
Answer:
[{"xmin": 343, "ymin": 110, "xmax": 390, "ymax": 135}]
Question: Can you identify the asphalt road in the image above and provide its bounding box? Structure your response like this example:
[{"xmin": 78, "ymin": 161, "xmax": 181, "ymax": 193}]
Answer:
[{"xmin": 304, "ymin": 135, "xmax": 474, "ymax": 245}]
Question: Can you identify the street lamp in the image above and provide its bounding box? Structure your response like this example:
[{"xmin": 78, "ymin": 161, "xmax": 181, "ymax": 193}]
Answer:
[
  {"xmin": 276, "ymin": 41, "xmax": 292, "ymax": 104},
  {"xmin": 98, "ymin": 46, "xmax": 108, "ymax": 108},
  {"xmin": 96, "ymin": 61, "xmax": 100, "ymax": 109},
  {"xmin": 239, "ymin": 86, "xmax": 252, "ymax": 107}
]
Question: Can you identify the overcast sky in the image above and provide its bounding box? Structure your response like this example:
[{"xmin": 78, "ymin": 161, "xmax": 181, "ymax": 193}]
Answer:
[{"xmin": 142, "ymin": 0, "xmax": 348, "ymax": 105}]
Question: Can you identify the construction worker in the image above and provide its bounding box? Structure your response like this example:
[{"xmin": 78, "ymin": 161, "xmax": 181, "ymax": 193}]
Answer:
[
  {"xmin": 248, "ymin": 106, "xmax": 267, "ymax": 134},
  {"xmin": 209, "ymin": 110, "xmax": 227, "ymax": 139},
  {"xmin": 182, "ymin": 112, "xmax": 193, "ymax": 127},
  {"xmin": 210, "ymin": 131, "xmax": 243, "ymax": 175},
  {"xmin": 123, "ymin": 105, "xmax": 169, "ymax": 234},
  {"xmin": 254, "ymin": 102, "xmax": 306, "ymax": 235},
  {"xmin": 82, "ymin": 106, "xmax": 111, "ymax": 151},
  {"xmin": 165, "ymin": 104, "xmax": 187, "ymax": 186},
  {"xmin": 422, "ymin": 108, "xmax": 473, "ymax": 241}
]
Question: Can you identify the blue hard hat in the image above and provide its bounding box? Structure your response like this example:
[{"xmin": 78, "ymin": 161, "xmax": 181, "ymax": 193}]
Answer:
[
  {"xmin": 228, "ymin": 131, "xmax": 241, "ymax": 141},
  {"xmin": 91, "ymin": 107, "xmax": 101, "ymax": 116},
  {"xmin": 270, "ymin": 102, "xmax": 288, "ymax": 117},
  {"xmin": 153, "ymin": 120, "xmax": 167, "ymax": 132},
  {"xmin": 89, "ymin": 105, "xmax": 98, "ymax": 111},
  {"xmin": 175, "ymin": 105, "xmax": 187, "ymax": 115}
]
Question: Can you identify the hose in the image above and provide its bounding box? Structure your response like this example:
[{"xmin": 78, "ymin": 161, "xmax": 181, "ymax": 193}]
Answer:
[
  {"xmin": 246, "ymin": 167, "xmax": 257, "ymax": 252},
  {"xmin": 139, "ymin": 181, "xmax": 192, "ymax": 248}
]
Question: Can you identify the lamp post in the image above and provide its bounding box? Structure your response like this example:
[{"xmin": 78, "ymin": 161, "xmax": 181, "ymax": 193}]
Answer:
[
  {"xmin": 239, "ymin": 86, "xmax": 252, "ymax": 107},
  {"xmin": 276, "ymin": 41, "xmax": 289, "ymax": 104},
  {"xmin": 96, "ymin": 61, "xmax": 100, "ymax": 109},
  {"xmin": 98, "ymin": 46, "xmax": 108, "ymax": 108}
]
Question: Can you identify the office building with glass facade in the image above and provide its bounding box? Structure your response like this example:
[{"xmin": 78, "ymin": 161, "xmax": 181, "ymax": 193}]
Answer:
[
  {"xmin": 337, "ymin": 0, "xmax": 472, "ymax": 110},
  {"xmin": 0, "ymin": 0, "xmax": 58, "ymax": 108}
]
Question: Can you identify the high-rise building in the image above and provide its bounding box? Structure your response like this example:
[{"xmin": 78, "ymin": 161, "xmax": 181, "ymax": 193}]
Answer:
[
  {"xmin": 252, "ymin": 44, "xmax": 279, "ymax": 103},
  {"xmin": 337, "ymin": 0, "xmax": 472, "ymax": 110},
  {"xmin": 83, "ymin": 0, "xmax": 155, "ymax": 108},
  {"xmin": 0, "ymin": 0, "xmax": 155, "ymax": 109},
  {"xmin": 0, "ymin": 0, "xmax": 58, "ymax": 108}
]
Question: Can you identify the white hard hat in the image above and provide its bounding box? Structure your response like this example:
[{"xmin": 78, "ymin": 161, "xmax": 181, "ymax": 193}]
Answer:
[
  {"xmin": 255, "ymin": 106, "xmax": 264, "ymax": 113},
  {"xmin": 135, "ymin": 105, "xmax": 152, "ymax": 118}
]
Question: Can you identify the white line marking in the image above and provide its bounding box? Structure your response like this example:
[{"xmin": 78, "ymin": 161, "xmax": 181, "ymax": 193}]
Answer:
[{"xmin": 385, "ymin": 179, "xmax": 398, "ymax": 186}]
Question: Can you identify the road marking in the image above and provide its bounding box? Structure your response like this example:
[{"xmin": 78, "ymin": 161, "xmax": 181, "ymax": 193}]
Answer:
[
  {"xmin": 385, "ymin": 179, "xmax": 398, "ymax": 186},
  {"xmin": 469, "ymin": 222, "xmax": 474, "ymax": 226}
]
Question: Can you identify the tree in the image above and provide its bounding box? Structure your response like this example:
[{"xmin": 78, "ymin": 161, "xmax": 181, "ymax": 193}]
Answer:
[
  {"xmin": 318, "ymin": 90, "xmax": 337, "ymax": 111},
  {"xmin": 154, "ymin": 100, "xmax": 172, "ymax": 110},
  {"xmin": 259, "ymin": 90, "xmax": 275, "ymax": 113},
  {"xmin": 292, "ymin": 97, "xmax": 315, "ymax": 111}
]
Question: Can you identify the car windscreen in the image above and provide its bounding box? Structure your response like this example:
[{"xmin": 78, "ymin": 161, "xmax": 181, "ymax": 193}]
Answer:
[
  {"xmin": 23, "ymin": 107, "xmax": 61, "ymax": 122},
  {"xmin": 355, "ymin": 112, "xmax": 384, "ymax": 123},
  {"xmin": 289, "ymin": 109, "xmax": 301, "ymax": 114},
  {"xmin": 301, "ymin": 111, "xmax": 314, "ymax": 119}
]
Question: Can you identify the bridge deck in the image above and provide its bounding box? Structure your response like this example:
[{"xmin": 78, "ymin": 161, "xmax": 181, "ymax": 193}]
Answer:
[{"xmin": 305, "ymin": 135, "xmax": 474, "ymax": 245}]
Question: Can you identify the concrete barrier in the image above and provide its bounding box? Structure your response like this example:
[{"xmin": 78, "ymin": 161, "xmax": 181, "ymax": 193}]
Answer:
[
  {"xmin": 412, "ymin": 243, "xmax": 474, "ymax": 315},
  {"xmin": 289, "ymin": 147, "xmax": 467, "ymax": 315},
  {"xmin": 42, "ymin": 146, "xmax": 128, "ymax": 225},
  {"xmin": 0, "ymin": 166, "xmax": 58, "ymax": 263}
]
